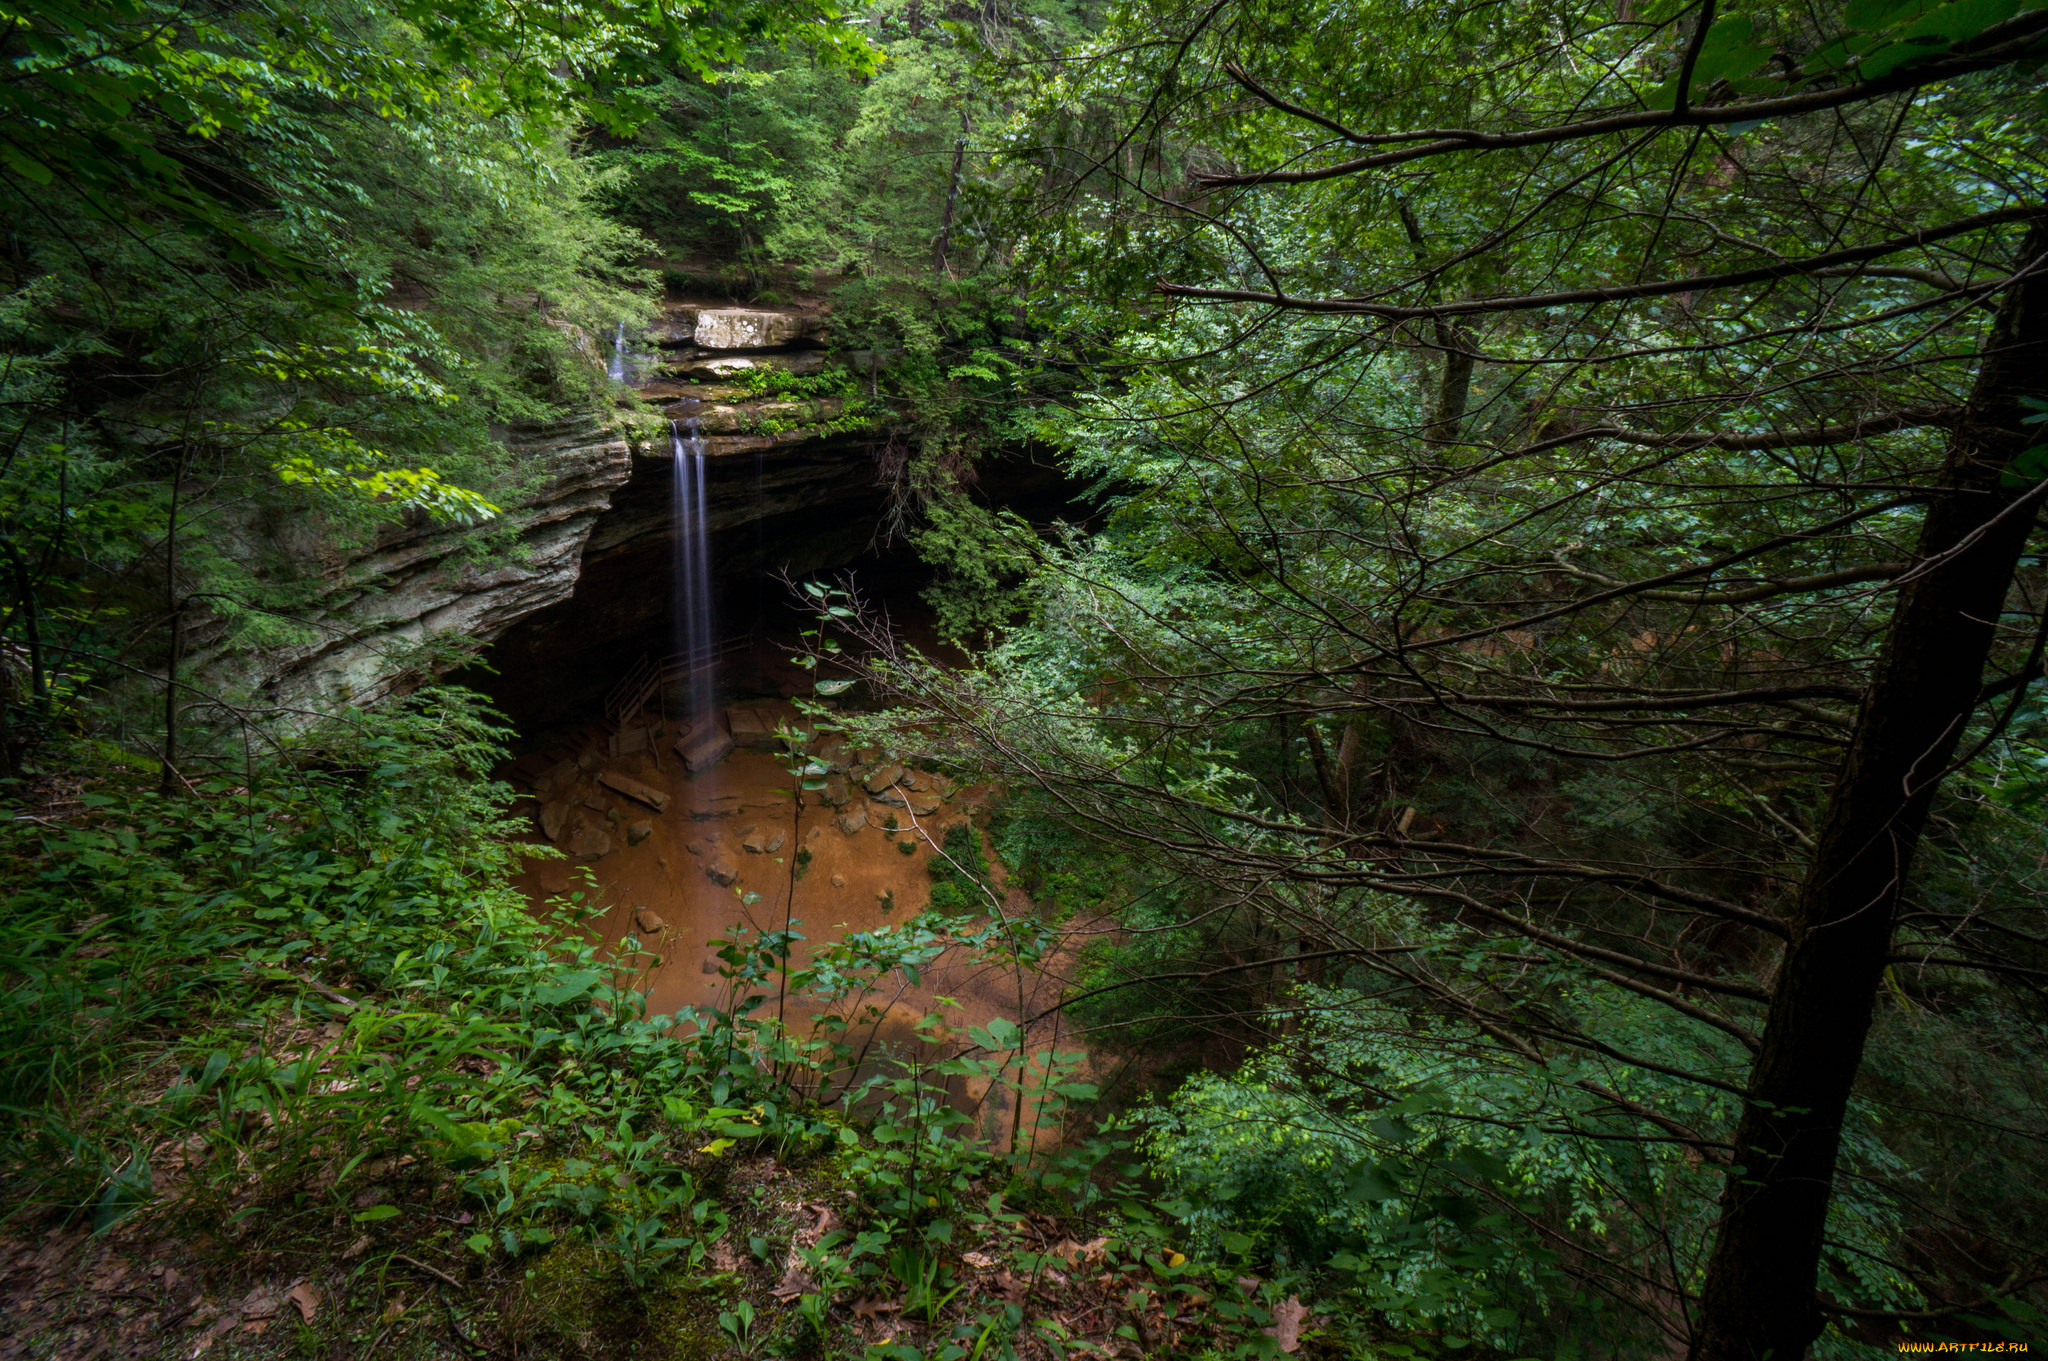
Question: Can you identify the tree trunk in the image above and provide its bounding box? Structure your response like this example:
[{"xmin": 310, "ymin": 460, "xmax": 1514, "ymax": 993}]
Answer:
[
  {"xmin": 1690, "ymin": 221, "xmax": 2048, "ymax": 1361},
  {"xmin": 933, "ymin": 106, "xmax": 970, "ymax": 276},
  {"xmin": 159, "ymin": 465, "xmax": 186, "ymax": 796}
]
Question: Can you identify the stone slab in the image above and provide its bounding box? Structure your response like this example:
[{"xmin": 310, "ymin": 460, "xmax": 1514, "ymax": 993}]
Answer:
[{"xmin": 599, "ymin": 769, "xmax": 670, "ymax": 813}]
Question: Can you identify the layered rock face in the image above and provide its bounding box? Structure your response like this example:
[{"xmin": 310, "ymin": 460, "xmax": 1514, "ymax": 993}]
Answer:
[
  {"xmin": 196, "ymin": 416, "xmax": 635, "ymax": 714},
  {"xmin": 639, "ymin": 302, "xmax": 831, "ymax": 385},
  {"xmin": 473, "ymin": 301, "xmax": 901, "ymax": 724}
]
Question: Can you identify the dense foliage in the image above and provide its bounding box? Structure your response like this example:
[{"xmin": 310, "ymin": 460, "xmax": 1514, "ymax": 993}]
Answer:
[{"xmin": 849, "ymin": 0, "xmax": 2048, "ymax": 1355}]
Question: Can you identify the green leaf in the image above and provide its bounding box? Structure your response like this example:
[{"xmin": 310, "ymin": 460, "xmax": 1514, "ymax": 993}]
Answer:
[
  {"xmin": 2000, "ymin": 444, "xmax": 2048, "ymax": 489},
  {"xmin": 532, "ymin": 969, "xmax": 602, "ymax": 1006},
  {"xmin": 353, "ymin": 1204, "xmax": 401, "ymax": 1223}
]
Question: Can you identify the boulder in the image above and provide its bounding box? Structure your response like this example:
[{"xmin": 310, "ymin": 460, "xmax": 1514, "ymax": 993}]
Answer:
[
  {"xmin": 864, "ymin": 764, "xmax": 904, "ymax": 795},
  {"xmin": 540, "ymin": 801, "xmax": 571, "ymax": 841},
  {"xmin": 706, "ymin": 853, "xmax": 740, "ymax": 886},
  {"xmin": 836, "ymin": 809, "xmax": 867, "ymax": 836},
  {"xmin": 626, "ymin": 820, "xmax": 654, "ymax": 846},
  {"xmin": 899, "ymin": 770, "xmax": 923, "ymax": 791},
  {"xmin": 829, "ymin": 874, "xmax": 846, "ymax": 888},
  {"xmin": 567, "ymin": 825, "xmax": 613, "ymax": 860},
  {"xmin": 727, "ymin": 705, "xmax": 780, "ymax": 751},
  {"xmin": 648, "ymin": 304, "xmax": 701, "ymax": 345},
  {"xmin": 577, "ymin": 751, "xmax": 603, "ymax": 773},
  {"xmin": 820, "ymin": 772, "xmax": 850, "ymax": 807},
  {"xmin": 694, "ymin": 309, "xmax": 816, "ymax": 350},
  {"xmin": 763, "ymin": 830, "xmax": 787, "ymax": 854},
  {"xmin": 599, "ymin": 770, "xmax": 670, "ymax": 813},
  {"xmin": 675, "ymin": 714, "xmax": 734, "ymax": 772},
  {"xmin": 873, "ymin": 787, "xmax": 942, "ymax": 817}
]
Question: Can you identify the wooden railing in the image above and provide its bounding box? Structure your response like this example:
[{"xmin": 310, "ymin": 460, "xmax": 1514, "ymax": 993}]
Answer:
[{"xmin": 602, "ymin": 637, "xmax": 751, "ymax": 729}]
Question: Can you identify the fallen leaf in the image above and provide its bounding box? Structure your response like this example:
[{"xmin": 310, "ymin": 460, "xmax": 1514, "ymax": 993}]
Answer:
[
  {"xmin": 1052, "ymin": 1235, "xmax": 1110, "ymax": 1266},
  {"xmin": 1266, "ymin": 1295, "xmax": 1308, "ymax": 1354},
  {"xmin": 769, "ymin": 1260, "xmax": 816, "ymax": 1302},
  {"xmin": 961, "ymin": 1249, "xmax": 998, "ymax": 1271},
  {"xmin": 850, "ymin": 1297, "xmax": 902, "ymax": 1320},
  {"xmin": 286, "ymin": 1281, "xmax": 319, "ymax": 1323},
  {"xmin": 236, "ymin": 1286, "xmax": 280, "ymax": 1320},
  {"xmin": 993, "ymin": 1269, "xmax": 1030, "ymax": 1305}
]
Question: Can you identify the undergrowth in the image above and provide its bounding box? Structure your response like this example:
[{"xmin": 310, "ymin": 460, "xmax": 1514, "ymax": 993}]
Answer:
[{"xmin": 0, "ymin": 687, "xmax": 1370, "ymax": 1359}]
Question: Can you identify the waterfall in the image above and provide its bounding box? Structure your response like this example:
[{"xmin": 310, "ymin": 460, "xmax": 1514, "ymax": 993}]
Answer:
[
  {"xmin": 607, "ymin": 319, "xmax": 629, "ymax": 384},
  {"xmin": 670, "ymin": 417, "xmax": 716, "ymax": 728}
]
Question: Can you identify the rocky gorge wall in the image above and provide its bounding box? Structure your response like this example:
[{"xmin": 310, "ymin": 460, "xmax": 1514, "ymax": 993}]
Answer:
[{"xmin": 196, "ymin": 297, "xmax": 898, "ymax": 726}]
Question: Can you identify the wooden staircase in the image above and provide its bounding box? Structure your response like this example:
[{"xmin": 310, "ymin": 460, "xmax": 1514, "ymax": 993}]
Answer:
[{"xmin": 601, "ymin": 638, "xmax": 751, "ymax": 759}]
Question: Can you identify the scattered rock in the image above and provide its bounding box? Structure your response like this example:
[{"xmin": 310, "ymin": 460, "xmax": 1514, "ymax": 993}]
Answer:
[
  {"xmin": 821, "ymin": 772, "xmax": 850, "ymax": 807},
  {"xmin": 685, "ymin": 840, "xmax": 707, "ymax": 856},
  {"xmin": 540, "ymin": 801, "xmax": 571, "ymax": 841},
  {"xmin": 599, "ymin": 769, "xmax": 670, "ymax": 813},
  {"xmin": 633, "ymin": 907, "xmax": 667, "ymax": 934},
  {"xmin": 899, "ymin": 770, "xmax": 923, "ymax": 791},
  {"xmin": 567, "ymin": 825, "xmax": 613, "ymax": 860},
  {"xmin": 873, "ymin": 787, "xmax": 942, "ymax": 816},
  {"xmin": 864, "ymin": 763, "xmax": 905, "ymax": 794},
  {"xmin": 577, "ymin": 751, "xmax": 603, "ymax": 773},
  {"xmin": 626, "ymin": 820, "xmax": 654, "ymax": 846},
  {"xmin": 830, "ymin": 874, "xmax": 846, "ymax": 888},
  {"xmin": 727, "ymin": 705, "xmax": 779, "ymax": 750},
  {"xmin": 740, "ymin": 826, "xmax": 790, "ymax": 854},
  {"xmin": 702, "ymin": 956, "xmax": 720, "ymax": 974},
  {"xmin": 675, "ymin": 714, "xmax": 734, "ymax": 772},
  {"xmin": 836, "ymin": 809, "xmax": 867, "ymax": 836},
  {"xmin": 706, "ymin": 853, "xmax": 740, "ymax": 886}
]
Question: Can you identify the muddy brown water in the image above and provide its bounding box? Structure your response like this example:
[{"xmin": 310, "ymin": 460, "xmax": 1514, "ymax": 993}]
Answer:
[{"xmin": 505, "ymin": 713, "xmax": 1084, "ymax": 1145}]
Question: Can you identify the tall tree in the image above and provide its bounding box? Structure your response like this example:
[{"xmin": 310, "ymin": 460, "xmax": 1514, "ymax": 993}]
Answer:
[{"xmin": 866, "ymin": 0, "xmax": 2048, "ymax": 1353}]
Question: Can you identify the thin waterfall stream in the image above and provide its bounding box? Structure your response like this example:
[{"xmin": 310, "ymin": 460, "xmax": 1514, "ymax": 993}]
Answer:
[
  {"xmin": 670, "ymin": 414, "xmax": 716, "ymax": 743},
  {"xmin": 607, "ymin": 318, "xmax": 629, "ymax": 384}
]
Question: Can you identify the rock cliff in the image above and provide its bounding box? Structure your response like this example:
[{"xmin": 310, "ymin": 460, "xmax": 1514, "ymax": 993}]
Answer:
[{"xmin": 193, "ymin": 416, "xmax": 635, "ymax": 715}]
